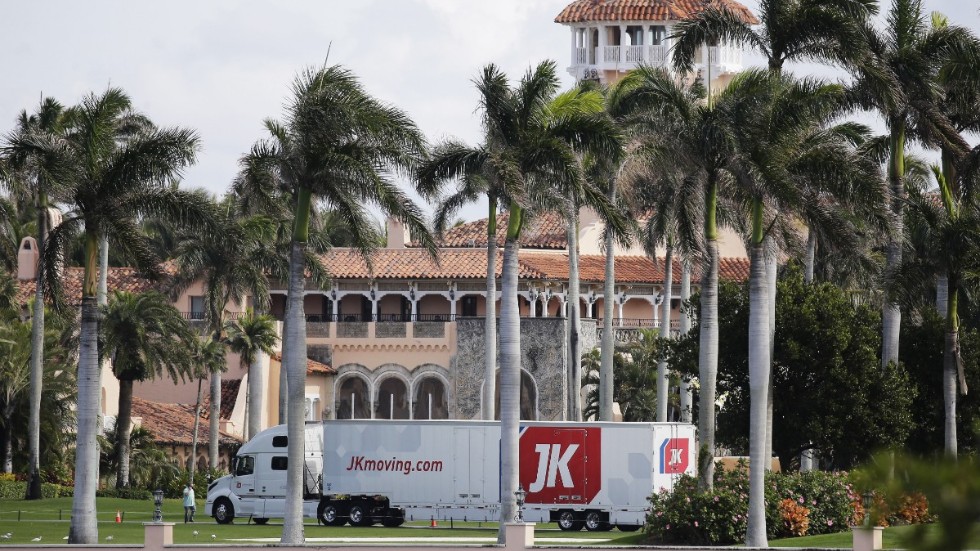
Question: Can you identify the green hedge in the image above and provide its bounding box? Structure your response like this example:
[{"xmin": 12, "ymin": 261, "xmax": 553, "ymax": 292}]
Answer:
[
  {"xmin": 96, "ymin": 487, "xmax": 152, "ymax": 500},
  {"xmin": 646, "ymin": 465, "xmax": 854, "ymax": 545},
  {"xmin": 0, "ymin": 480, "xmax": 68, "ymax": 499}
]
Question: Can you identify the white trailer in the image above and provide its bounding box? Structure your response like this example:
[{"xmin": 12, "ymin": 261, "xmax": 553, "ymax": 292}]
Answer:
[{"xmin": 206, "ymin": 419, "xmax": 694, "ymax": 531}]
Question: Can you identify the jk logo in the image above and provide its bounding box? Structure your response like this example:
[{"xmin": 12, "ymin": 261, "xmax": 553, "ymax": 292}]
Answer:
[
  {"xmin": 659, "ymin": 438, "xmax": 690, "ymax": 474},
  {"xmin": 528, "ymin": 443, "xmax": 579, "ymax": 493}
]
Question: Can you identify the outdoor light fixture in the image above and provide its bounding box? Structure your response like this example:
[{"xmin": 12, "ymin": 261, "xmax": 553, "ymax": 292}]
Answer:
[
  {"xmin": 515, "ymin": 485, "xmax": 526, "ymax": 522},
  {"xmin": 152, "ymin": 489, "xmax": 164, "ymax": 522}
]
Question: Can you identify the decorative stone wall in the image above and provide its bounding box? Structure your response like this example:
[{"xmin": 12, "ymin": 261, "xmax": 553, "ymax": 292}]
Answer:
[
  {"xmin": 414, "ymin": 321, "xmax": 446, "ymax": 338},
  {"xmin": 308, "ymin": 322, "xmax": 331, "ymax": 338},
  {"xmin": 450, "ymin": 317, "xmax": 568, "ymax": 421},
  {"xmin": 307, "ymin": 345, "xmax": 333, "ymax": 366},
  {"xmin": 376, "ymin": 322, "xmax": 407, "ymax": 338}
]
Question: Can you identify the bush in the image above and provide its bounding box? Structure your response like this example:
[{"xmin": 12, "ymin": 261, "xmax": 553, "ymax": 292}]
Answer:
[
  {"xmin": 156, "ymin": 468, "xmax": 226, "ymax": 499},
  {"xmin": 97, "ymin": 487, "xmax": 152, "ymax": 500},
  {"xmin": 0, "ymin": 480, "xmax": 68, "ymax": 499},
  {"xmin": 646, "ymin": 465, "xmax": 855, "ymax": 545}
]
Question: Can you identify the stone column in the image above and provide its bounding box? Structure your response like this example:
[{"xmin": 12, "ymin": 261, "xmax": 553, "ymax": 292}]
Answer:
[{"xmin": 619, "ymin": 25, "xmax": 627, "ymax": 64}]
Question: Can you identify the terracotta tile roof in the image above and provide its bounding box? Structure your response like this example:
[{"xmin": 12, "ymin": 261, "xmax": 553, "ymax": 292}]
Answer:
[
  {"xmin": 131, "ymin": 396, "xmax": 241, "ymax": 447},
  {"xmin": 555, "ymin": 0, "xmax": 759, "ymax": 24},
  {"xmin": 15, "ymin": 266, "xmax": 162, "ymax": 308},
  {"xmin": 415, "ymin": 211, "xmax": 568, "ymax": 250},
  {"xmin": 520, "ymin": 253, "xmax": 749, "ymax": 283},
  {"xmin": 718, "ymin": 257, "xmax": 750, "ymax": 282},
  {"xmin": 199, "ymin": 378, "xmax": 241, "ymax": 421},
  {"xmin": 271, "ymin": 352, "xmax": 336, "ymax": 376},
  {"xmin": 319, "ymin": 248, "xmax": 549, "ymax": 280}
]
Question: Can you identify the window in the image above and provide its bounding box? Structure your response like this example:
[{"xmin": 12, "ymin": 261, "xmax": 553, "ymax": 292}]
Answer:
[
  {"xmin": 190, "ymin": 296, "xmax": 205, "ymax": 320},
  {"xmin": 305, "ymin": 396, "xmax": 321, "ymax": 421},
  {"xmin": 235, "ymin": 455, "xmax": 254, "ymax": 476},
  {"xmin": 272, "ymin": 435, "xmax": 287, "ymax": 448},
  {"xmin": 462, "ymin": 296, "xmax": 478, "ymax": 317},
  {"xmin": 271, "ymin": 457, "xmax": 288, "ymax": 470}
]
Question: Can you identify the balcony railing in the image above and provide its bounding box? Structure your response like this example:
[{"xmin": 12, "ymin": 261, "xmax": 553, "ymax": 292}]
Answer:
[
  {"xmin": 180, "ymin": 311, "xmax": 248, "ymax": 321},
  {"xmin": 304, "ymin": 313, "xmax": 457, "ymax": 323}
]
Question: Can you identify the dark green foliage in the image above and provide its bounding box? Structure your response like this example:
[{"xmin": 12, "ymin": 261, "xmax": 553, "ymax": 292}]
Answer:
[
  {"xmin": 158, "ymin": 468, "xmax": 224, "ymax": 500},
  {"xmin": 670, "ymin": 265, "xmax": 914, "ymax": 469},
  {"xmin": 0, "ymin": 480, "xmax": 67, "ymax": 499},
  {"xmin": 900, "ymin": 310, "xmax": 980, "ymax": 455},
  {"xmin": 95, "ymin": 487, "xmax": 152, "ymax": 500},
  {"xmin": 646, "ymin": 465, "xmax": 854, "ymax": 544},
  {"xmin": 581, "ymin": 333, "xmax": 663, "ymax": 421}
]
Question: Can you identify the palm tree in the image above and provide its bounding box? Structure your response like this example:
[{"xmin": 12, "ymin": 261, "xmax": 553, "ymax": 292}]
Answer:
[
  {"xmin": 224, "ymin": 310, "xmax": 280, "ymax": 441},
  {"xmin": 848, "ymin": 0, "xmax": 975, "ymax": 367},
  {"xmin": 248, "ymin": 65, "xmax": 433, "ymax": 544},
  {"xmin": 418, "ymin": 142, "xmax": 504, "ymax": 420},
  {"xmin": 1, "ymin": 96, "xmax": 67, "ymax": 499},
  {"xmin": 187, "ymin": 336, "xmax": 227, "ymax": 476},
  {"xmin": 170, "ymin": 201, "xmax": 273, "ymax": 469},
  {"xmin": 101, "ymin": 290, "xmax": 196, "ymax": 488},
  {"xmin": 36, "ymin": 87, "xmax": 204, "ymax": 544}
]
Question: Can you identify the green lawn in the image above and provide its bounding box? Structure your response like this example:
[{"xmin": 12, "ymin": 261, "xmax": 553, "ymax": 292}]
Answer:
[
  {"xmin": 0, "ymin": 498, "xmax": 642, "ymax": 545},
  {"xmin": 771, "ymin": 524, "xmax": 980, "ymax": 549}
]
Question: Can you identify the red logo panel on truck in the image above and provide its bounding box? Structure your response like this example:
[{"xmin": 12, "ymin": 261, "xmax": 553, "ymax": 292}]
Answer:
[
  {"xmin": 519, "ymin": 427, "xmax": 601, "ymax": 504},
  {"xmin": 659, "ymin": 438, "xmax": 689, "ymax": 474}
]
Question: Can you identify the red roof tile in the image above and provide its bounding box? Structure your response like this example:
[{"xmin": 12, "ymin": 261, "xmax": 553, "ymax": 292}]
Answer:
[
  {"xmin": 199, "ymin": 378, "xmax": 241, "ymax": 421},
  {"xmin": 555, "ymin": 0, "xmax": 759, "ymax": 24},
  {"xmin": 521, "ymin": 253, "xmax": 749, "ymax": 283},
  {"xmin": 318, "ymin": 248, "xmax": 549, "ymax": 280},
  {"xmin": 15, "ymin": 266, "xmax": 162, "ymax": 308},
  {"xmin": 270, "ymin": 352, "xmax": 335, "ymax": 376},
  {"xmin": 131, "ymin": 397, "xmax": 241, "ymax": 447},
  {"xmin": 416, "ymin": 211, "xmax": 568, "ymax": 250}
]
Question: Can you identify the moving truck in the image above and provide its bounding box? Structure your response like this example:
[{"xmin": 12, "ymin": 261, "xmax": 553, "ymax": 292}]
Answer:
[{"xmin": 206, "ymin": 419, "xmax": 694, "ymax": 531}]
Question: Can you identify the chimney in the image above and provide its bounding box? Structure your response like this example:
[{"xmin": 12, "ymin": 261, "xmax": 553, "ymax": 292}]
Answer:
[
  {"xmin": 17, "ymin": 237, "xmax": 38, "ymax": 281},
  {"xmin": 386, "ymin": 217, "xmax": 408, "ymax": 249}
]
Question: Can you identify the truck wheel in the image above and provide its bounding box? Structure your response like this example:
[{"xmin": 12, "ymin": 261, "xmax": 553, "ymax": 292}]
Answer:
[
  {"xmin": 348, "ymin": 503, "xmax": 371, "ymax": 527},
  {"xmin": 318, "ymin": 502, "xmax": 346, "ymax": 526},
  {"xmin": 557, "ymin": 510, "xmax": 584, "ymax": 532},
  {"xmin": 253, "ymin": 518, "xmax": 269, "ymax": 525},
  {"xmin": 584, "ymin": 511, "xmax": 609, "ymax": 532},
  {"xmin": 617, "ymin": 524, "xmax": 641, "ymax": 532},
  {"xmin": 381, "ymin": 517, "xmax": 404, "ymax": 527},
  {"xmin": 213, "ymin": 498, "xmax": 235, "ymax": 525}
]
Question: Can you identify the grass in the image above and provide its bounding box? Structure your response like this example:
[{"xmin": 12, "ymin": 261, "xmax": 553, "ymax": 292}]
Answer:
[
  {"xmin": 771, "ymin": 524, "xmax": 980, "ymax": 549},
  {"xmin": 0, "ymin": 497, "xmax": 643, "ymax": 545}
]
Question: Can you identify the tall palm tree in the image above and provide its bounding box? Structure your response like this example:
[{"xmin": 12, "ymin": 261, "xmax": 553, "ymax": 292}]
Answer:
[
  {"xmin": 36, "ymin": 87, "xmax": 205, "ymax": 544},
  {"xmin": 101, "ymin": 290, "xmax": 195, "ymax": 488},
  {"xmin": 419, "ymin": 142, "xmax": 505, "ymax": 420},
  {"xmin": 170, "ymin": 202, "xmax": 273, "ymax": 469},
  {"xmin": 1, "ymin": 96, "xmax": 67, "ymax": 499},
  {"xmin": 248, "ymin": 65, "xmax": 434, "ymax": 544},
  {"xmin": 224, "ymin": 310, "xmax": 280, "ymax": 441},
  {"xmin": 187, "ymin": 336, "xmax": 227, "ymax": 476},
  {"xmin": 848, "ymin": 0, "xmax": 974, "ymax": 367}
]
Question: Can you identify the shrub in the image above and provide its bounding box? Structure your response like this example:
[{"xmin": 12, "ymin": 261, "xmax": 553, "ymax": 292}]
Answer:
[
  {"xmin": 778, "ymin": 498, "xmax": 810, "ymax": 536},
  {"xmin": 0, "ymin": 480, "xmax": 67, "ymax": 499},
  {"xmin": 97, "ymin": 487, "xmax": 152, "ymax": 500}
]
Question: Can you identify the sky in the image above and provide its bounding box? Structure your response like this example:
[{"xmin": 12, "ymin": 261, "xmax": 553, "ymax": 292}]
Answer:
[{"xmin": 2, "ymin": 0, "xmax": 978, "ymax": 223}]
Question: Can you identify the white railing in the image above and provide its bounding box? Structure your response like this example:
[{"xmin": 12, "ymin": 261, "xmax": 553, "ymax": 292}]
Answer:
[
  {"xmin": 574, "ymin": 47, "xmax": 587, "ymax": 64},
  {"xmin": 626, "ymin": 45, "xmax": 644, "ymax": 63},
  {"xmin": 708, "ymin": 46, "xmax": 742, "ymax": 67},
  {"xmin": 648, "ymin": 45, "xmax": 667, "ymax": 65},
  {"xmin": 603, "ymin": 45, "xmax": 620, "ymax": 63}
]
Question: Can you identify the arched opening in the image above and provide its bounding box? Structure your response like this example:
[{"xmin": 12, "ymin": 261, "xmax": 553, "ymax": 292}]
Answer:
[
  {"xmin": 336, "ymin": 375, "xmax": 371, "ymax": 419},
  {"xmin": 376, "ymin": 377, "xmax": 410, "ymax": 419},
  {"xmin": 493, "ymin": 369, "xmax": 537, "ymax": 420},
  {"xmin": 413, "ymin": 376, "xmax": 448, "ymax": 419}
]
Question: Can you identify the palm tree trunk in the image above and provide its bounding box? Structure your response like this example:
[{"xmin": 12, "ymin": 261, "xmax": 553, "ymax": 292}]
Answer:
[
  {"xmin": 881, "ymin": 122, "xmax": 905, "ymax": 367},
  {"xmin": 247, "ymin": 351, "xmax": 266, "ymax": 441},
  {"xmin": 804, "ymin": 229, "xmax": 816, "ymax": 284},
  {"xmin": 679, "ymin": 259, "xmax": 693, "ymax": 424},
  {"xmin": 698, "ymin": 177, "xmax": 720, "ymax": 491},
  {"xmin": 208, "ymin": 360, "xmax": 221, "ymax": 469},
  {"xmin": 746, "ymin": 228, "xmax": 770, "ymax": 548},
  {"xmin": 2, "ymin": 410, "xmax": 12, "ymax": 473},
  {"xmin": 279, "ymin": 312, "xmax": 290, "ymax": 425},
  {"xmin": 282, "ymin": 188, "xmax": 313, "ymax": 544},
  {"xmin": 115, "ymin": 379, "xmax": 134, "ymax": 488},
  {"xmin": 765, "ymin": 237, "xmax": 778, "ymax": 470},
  {"xmin": 483, "ymin": 202, "xmax": 498, "ymax": 420},
  {"xmin": 498, "ymin": 235, "xmax": 521, "ymax": 542},
  {"xmin": 69, "ymin": 296, "xmax": 102, "ymax": 544},
  {"xmin": 566, "ymin": 210, "xmax": 582, "ymax": 421},
  {"xmin": 190, "ymin": 377, "xmax": 203, "ymax": 475},
  {"xmin": 600, "ymin": 182, "xmax": 616, "ymax": 422},
  {"xmin": 97, "ymin": 234, "xmax": 109, "ymax": 304},
  {"xmin": 943, "ymin": 287, "xmax": 959, "ymax": 456},
  {"xmin": 26, "ymin": 200, "xmax": 47, "ymax": 500},
  {"xmin": 657, "ymin": 245, "xmax": 673, "ymax": 422}
]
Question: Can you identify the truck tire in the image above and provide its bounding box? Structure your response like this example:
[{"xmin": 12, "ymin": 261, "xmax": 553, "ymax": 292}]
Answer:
[
  {"xmin": 318, "ymin": 502, "xmax": 346, "ymax": 526},
  {"xmin": 213, "ymin": 498, "xmax": 235, "ymax": 525},
  {"xmin": 557, "ymin": 510, "xmax": 584, "ymax": 532},
  {"xmin": 381, "ymin": 517, "xmax": 405, "ymax": 527},
  {"xmin": 617, "ymin": 524, "xmax": 641, "ymax": 532},
  {"xmin": 584, "ymin": 511, "xmax": 609, "ymax": 532},
  {"xmin": 348, "ymin": 503, "xmax": 371, "ymax": 527},
  {"xmin": 253, "ymin": 518, "xmax": 269, "ymax": 525}
]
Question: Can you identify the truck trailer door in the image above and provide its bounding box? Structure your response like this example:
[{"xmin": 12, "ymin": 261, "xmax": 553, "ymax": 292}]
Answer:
[
  {"xmin": 519, "ymin": 427, "xmax": 600, "ymax": 505},
  {"xmin": 453, "ymin": 427, "xmax": 486, "ymax": 504}
]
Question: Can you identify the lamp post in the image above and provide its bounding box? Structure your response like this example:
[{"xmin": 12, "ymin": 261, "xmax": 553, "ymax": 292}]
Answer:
[
  {"xmin": 152, "ymin": 489, "xmax": 164, "ymax": 523},
  {"xmin": 514, "ymin": 485, "xmax": 526, "ymax": 522},
  {"xmin": 862, "ymin": 491, "xmax": 873, "ymax": 528}
]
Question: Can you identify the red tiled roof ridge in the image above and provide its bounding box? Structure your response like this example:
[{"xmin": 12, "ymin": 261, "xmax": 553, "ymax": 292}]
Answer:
[
  {"xmin": 555, "ymin": 0, "xmax": 759, "ymax": 25},
  {"xmin": 270, "ymin": 352, "xmax": 336, "ymax": 375},
  {"xmin": 131, "ymin": 396, "xmax": 241, "ymax": 446}
]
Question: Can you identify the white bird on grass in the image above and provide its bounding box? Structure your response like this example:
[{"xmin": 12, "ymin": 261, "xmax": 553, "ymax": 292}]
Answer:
[
  {"xmin": 192, "ymin": 530, "xmax": 199, "ymax": 537},
  {"xmin": 210, "ymin": 534, "xmax": 216, "ymax": 540},
  {"xmin": 1, "ymin": 533, "xmax": 11, "ymax": 540},
  {"xmin": 31, "ymin": 536, "xmax": 42, "ymax": 542},
  {"xmin": 62, "ymin": 536, "xmax": 69, "ymax": 540},
  {"xmin": 106, "ymin": 535, "xmax": 114, "ymax": 541}
]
